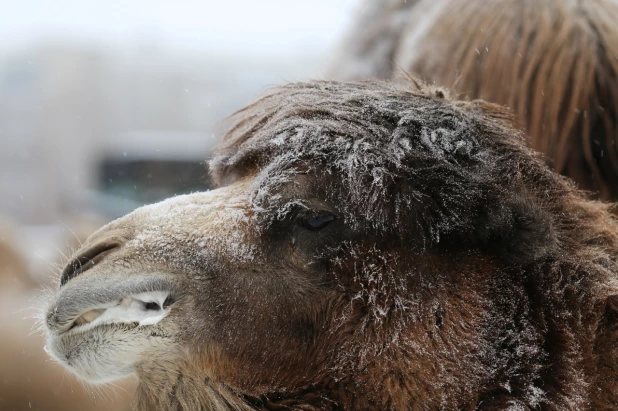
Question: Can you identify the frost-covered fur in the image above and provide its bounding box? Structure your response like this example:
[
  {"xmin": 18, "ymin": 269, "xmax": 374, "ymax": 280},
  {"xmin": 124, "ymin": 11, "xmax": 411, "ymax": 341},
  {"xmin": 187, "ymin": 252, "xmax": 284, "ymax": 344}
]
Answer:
[
  {"xmin": 329, "ymin": 0, "xmax": 618, "ymax": 201},
  {"xmin": 46, "ymin": 80, "xmax": 618, "ymax": 410}
]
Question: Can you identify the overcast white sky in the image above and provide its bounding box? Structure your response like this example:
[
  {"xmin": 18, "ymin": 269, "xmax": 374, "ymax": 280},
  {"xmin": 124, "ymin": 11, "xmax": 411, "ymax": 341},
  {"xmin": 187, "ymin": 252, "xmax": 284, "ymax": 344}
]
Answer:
[{"xmin": 0, "ymin": 0, "xmax": 359, "ymax": 55}]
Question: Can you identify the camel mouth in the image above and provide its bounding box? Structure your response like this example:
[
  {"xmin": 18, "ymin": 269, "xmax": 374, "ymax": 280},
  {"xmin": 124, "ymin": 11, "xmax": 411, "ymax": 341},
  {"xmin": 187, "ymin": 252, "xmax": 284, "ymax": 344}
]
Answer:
[
  {"xmin": 46, "ymin": 272, "xmax": 181, "ymax": 335},
  {"xmin": 64, "ymin": 291, "xmax": 175, "ymax": 335},
  {"xmin": 44, "ymin": 285, "xmax": 180, "ymax": 384}
]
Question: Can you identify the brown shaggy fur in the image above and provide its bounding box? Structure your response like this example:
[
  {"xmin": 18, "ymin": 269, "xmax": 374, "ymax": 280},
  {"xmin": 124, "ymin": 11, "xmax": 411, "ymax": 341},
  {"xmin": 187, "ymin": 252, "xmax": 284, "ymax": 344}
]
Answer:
[
  {"xmin": 329, "ymin": 0, "xmax": 618, "ymax": 201},
  {"xmin": 204, "ymin": 80, "xmax": 618, "ymax": 409}
]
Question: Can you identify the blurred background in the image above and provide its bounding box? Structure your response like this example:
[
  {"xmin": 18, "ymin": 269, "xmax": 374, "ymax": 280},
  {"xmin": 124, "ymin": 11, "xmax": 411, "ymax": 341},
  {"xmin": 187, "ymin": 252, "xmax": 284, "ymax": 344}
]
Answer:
[{"xmin": 0, "ymin": 1, "xmax": 357, "ymax": 409}]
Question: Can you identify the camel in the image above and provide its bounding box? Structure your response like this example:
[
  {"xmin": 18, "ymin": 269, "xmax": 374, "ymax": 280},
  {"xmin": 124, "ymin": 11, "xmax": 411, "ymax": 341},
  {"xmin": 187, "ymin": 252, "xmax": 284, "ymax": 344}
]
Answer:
[
  {"xmin": 328, "ymin": 0, "xmax": 618, "ymax": 201},
  {"xmin": 44, "ymin": 80, "xmax": 618, "ymax": 410}
]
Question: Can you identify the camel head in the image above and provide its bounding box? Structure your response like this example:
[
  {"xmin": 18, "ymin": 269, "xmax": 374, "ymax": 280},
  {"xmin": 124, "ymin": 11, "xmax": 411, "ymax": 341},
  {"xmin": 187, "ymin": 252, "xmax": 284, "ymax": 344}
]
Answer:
[{"xmin": 44, "ymin": 81, "xmax": 618, "ymax": 410}]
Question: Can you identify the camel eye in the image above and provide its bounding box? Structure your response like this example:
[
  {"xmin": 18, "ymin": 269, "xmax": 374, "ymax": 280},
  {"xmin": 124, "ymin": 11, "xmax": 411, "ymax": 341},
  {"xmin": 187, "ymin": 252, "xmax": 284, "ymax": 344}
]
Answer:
[{"xmin": 299, "ymin": 214, "xmax": 336, "ymax": 231}]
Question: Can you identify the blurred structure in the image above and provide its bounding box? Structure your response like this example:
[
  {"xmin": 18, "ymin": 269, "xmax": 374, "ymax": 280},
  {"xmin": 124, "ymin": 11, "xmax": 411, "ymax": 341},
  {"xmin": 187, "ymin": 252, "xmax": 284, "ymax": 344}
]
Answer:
[{"xmin": 0, "ymin": 44, "xmax": 327, "ymax": 223}]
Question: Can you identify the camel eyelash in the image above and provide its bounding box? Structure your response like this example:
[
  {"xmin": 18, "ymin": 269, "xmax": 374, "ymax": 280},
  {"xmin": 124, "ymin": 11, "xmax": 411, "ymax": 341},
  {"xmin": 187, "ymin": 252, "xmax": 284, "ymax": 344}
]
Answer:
[{"xmin": 266, "ymin": 201, "xmax": 337, "ymax": 231}]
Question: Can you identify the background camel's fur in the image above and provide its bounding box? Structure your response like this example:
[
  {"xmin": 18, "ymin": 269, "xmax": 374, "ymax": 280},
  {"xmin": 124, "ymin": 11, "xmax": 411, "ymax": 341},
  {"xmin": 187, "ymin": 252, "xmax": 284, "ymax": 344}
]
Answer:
[
  {"xmin": 328, "ymin": 0, "xmax": 618, "ymax": 201},
  {"xmin": 46, "ymin": 80, "xmax": 618, "ymax": 410}
]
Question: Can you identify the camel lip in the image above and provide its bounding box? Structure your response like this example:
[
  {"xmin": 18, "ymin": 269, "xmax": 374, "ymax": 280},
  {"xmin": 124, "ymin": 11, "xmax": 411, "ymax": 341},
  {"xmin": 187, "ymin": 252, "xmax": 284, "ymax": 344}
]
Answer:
[
  {"xmin": 61, "ymin": 290, "xmax": 176, "ymax": 336},
  {"xmin": 46, "ymin": 272, "xmax": 181, "ymax": 335},
  {"xmin": 52, "ymin": 315, "xmax": 142, "ymax": 340}
]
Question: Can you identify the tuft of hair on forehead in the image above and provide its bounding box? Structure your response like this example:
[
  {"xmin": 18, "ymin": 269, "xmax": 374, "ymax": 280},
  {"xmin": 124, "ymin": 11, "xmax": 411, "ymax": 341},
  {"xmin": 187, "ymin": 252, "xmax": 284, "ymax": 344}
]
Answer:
[
  {"xmin": 209, "ymin": 79, "xmax": 515, "ymax": 188},
  {"xmin": 208, "ymin": 80, "xmax": 562, "ymax": 261}
]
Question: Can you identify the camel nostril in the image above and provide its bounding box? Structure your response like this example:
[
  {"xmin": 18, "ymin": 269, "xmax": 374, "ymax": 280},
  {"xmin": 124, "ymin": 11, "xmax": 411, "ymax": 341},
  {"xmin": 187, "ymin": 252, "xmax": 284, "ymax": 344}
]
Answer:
[
  {"xmin": 60, "ymin": 242, "xmax": 120, "ymax": 286},
  {"xmin": 144, "ymin": 302, "xmax": 161, "ymax": 311}
]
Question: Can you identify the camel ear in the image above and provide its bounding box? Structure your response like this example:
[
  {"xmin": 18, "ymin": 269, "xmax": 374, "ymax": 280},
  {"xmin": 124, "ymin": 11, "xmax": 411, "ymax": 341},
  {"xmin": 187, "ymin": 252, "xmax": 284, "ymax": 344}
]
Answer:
[{"xmin": 475, "ymin": 193, "xmax": 557, "ymax": 264}]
